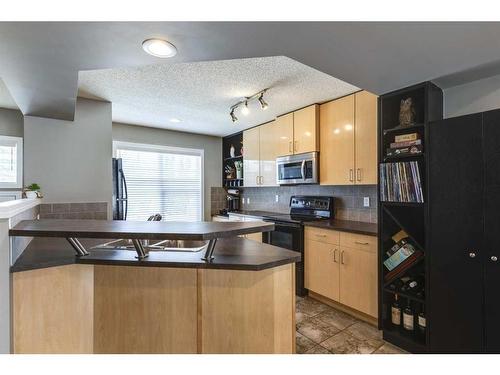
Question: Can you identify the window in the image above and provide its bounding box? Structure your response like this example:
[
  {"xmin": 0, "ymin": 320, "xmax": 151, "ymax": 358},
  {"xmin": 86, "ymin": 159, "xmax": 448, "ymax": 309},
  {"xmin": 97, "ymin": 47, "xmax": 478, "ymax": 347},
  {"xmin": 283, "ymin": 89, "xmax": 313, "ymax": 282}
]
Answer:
[
  {"xmin": 114, "ymin": 141, "xmax": 203, "ymax": 222},
  {"xmin": 0, "ymin": 136, "xmax": 23, "ymax": 189}
]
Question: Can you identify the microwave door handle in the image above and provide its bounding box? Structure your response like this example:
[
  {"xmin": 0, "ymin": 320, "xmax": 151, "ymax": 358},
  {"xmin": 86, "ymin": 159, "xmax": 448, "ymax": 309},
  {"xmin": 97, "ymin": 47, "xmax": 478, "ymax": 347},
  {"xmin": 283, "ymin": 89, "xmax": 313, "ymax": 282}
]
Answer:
[{"xmin": 301, "ymin": 160, "xmax": 306, "ymax": 180}]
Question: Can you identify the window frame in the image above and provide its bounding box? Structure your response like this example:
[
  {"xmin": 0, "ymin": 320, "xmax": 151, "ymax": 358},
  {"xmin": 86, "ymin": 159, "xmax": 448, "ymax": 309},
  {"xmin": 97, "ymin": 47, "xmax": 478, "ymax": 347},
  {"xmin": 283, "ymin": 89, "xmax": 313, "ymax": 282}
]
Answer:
[
  {"xmin": 112, "ymin": 140, "xmax": 205, "ymax": 221},
  {"xmin": 0, "ymin": 135, "xmax": 23, "ymax": 189}
]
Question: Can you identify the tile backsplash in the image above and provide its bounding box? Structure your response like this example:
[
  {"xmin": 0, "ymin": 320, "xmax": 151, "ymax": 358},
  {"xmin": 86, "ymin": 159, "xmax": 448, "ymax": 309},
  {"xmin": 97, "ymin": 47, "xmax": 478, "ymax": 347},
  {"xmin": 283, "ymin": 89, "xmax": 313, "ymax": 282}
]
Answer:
[
  {"xmin": 39, "ymin": 202, "xmax": 108, "ymax": 220},
  {"xmin": 212, "ymin": 185, "xmax": 378, "ymax": 223}
]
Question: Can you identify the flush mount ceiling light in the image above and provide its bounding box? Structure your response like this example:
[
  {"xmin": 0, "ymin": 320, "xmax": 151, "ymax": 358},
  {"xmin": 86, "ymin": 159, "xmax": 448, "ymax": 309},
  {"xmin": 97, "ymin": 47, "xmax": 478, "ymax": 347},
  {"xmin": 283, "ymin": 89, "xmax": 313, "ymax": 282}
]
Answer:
[
  {"xmin": 229, "ymin": 88, "xmax": 269, "ymax": 123},
  {"xmin": 142, "ymin": 38, "xmax": 177, "ymax": 58}
]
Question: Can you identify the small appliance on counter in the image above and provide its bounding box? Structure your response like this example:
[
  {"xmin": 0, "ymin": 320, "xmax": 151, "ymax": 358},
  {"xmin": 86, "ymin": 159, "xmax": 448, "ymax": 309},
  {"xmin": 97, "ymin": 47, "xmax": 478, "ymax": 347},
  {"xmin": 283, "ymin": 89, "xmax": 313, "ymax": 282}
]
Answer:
[
  {"xmin": 276, "ymin": 151, "xmax": 319, "ymax": 185},
  {"xmin": 226, "ymin": 188, "xmax": 240, "ymax": 212}
]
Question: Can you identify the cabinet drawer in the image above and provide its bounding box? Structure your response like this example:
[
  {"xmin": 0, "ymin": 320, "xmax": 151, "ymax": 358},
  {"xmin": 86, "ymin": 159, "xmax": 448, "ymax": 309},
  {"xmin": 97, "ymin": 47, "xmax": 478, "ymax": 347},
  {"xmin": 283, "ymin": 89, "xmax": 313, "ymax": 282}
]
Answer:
[
  {"xmin": 339, "ymin": 232, "xmax": 376, "ymax": 252},
  {"xmin": 305, "ymin": 227, "xmax": 340, "ymax": 245}
]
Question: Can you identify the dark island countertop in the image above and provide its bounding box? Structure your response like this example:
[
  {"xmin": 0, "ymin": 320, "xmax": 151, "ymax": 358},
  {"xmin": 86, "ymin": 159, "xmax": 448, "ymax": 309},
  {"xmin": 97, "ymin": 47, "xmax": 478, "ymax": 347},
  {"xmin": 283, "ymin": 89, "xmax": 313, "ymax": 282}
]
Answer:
[
  {"xmin": 11, "ymin": 237, "xmax": 301, "ymax": 273},
  {"xmin": 10, "ymin": 219, "xmax": 274, "ymax": 240},
  {"xmin": 303, "ymin": 219, "xmax": 377, "ymax": 236}
]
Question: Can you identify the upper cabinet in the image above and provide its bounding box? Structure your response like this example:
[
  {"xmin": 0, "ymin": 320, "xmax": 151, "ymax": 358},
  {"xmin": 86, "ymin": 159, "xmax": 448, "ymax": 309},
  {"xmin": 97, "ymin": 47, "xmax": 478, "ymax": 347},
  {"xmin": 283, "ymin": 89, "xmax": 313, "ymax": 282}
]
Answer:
[
  {"xmin": 320, "ymin": 91, "xmax": 378, "ymax": 185},
  {"xmin": 243, "ymin": 121, "xmax": 279, "ymax": 187},
  {"xmin": 293, "ymin": 105, "xmax": 319, "ymax": 155},
  {"xmin": 276, "ymin": 104, "xmax": 319, "ymax": 157}
]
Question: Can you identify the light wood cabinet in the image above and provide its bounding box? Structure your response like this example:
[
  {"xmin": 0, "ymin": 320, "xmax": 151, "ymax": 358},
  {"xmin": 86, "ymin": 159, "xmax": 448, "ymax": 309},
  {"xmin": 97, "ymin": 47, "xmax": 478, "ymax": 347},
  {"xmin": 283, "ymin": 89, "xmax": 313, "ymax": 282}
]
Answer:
[
  {"xmin": 275, "ymin": 105, "xmax": 319, "ymax": 157},
  {"xmin": 354, "ymin": 91, "xmax": 378, "ymax": 184},
  {"xmin": 305, "ymin": 228, "xmax": 378, "ymax": 318},
  {"xmin": 320, "ymin": 95, "xmax": 355, "ymax": 185},
  {"xmin": 320, "ymin": 91, "xmax": 377, "ymax": 185},
  {"xmin": 275, "ymin": 113, "xmax": 294, "ymax": 157},
  {"xmin": 259, "ymin": 120, "xmax": 279, "ymax": 187},
  {"xmin": 339, "ymin": 246, "xmax": 377, "ymax": 317},
  {"xmin": 243, "ymin": 126, "xmax": 261, "ymax": 187},
  {"xmin": 243, "ymin": 121, "xmax": 278, "ymax": 187},
  {"xmin": 305, "ymin": 239, "xmax": 339, "ymax": 301},
  {"xmin": 293, "ymin": 105, "xmax": 319, "ymax": 154}
]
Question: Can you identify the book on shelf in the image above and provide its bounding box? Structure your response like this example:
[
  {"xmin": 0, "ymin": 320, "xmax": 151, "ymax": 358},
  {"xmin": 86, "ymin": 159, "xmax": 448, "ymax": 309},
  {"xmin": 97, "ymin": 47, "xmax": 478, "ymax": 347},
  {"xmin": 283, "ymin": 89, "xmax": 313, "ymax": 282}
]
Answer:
[
  {"xmin": 394, "ymin": 133, "xmax": 418, "ymax": 142},
  {"xmin": 390, "ymin": 139, "xmax": 422, "ymax": 148},
  {"xmin": 380, "ymin": 161, "xmax": 424, "ymax": 203},
  {"xmin": 385, "ymin": 250, "xmax": 424, "ymax": 284},
  {"xmin": 386, "ymin": 144, "xmax": 423, "ymax": 157}
]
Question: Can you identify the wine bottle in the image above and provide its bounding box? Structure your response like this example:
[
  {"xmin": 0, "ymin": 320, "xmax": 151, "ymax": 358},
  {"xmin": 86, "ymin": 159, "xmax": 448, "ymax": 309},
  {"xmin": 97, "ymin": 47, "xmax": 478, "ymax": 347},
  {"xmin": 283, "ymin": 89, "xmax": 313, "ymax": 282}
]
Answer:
[
  {"xmin": 403, "ymin": 299, "xmax": 414, "ymax": 331},
  {"xmin": 391, "ymin": 294, "xmax": 402, "ymax": 327},
  {"xmin": 418, "ymin": 305, "xmax": 426, "ymax": 336}
]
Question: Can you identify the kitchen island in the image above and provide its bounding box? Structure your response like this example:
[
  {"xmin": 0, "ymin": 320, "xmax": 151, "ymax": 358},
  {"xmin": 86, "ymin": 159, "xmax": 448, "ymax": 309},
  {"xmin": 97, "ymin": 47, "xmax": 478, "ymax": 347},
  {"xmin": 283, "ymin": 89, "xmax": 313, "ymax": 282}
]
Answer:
[{"xmin": 9, "ymin": 220, "xmax": 300, "ymax": 354}]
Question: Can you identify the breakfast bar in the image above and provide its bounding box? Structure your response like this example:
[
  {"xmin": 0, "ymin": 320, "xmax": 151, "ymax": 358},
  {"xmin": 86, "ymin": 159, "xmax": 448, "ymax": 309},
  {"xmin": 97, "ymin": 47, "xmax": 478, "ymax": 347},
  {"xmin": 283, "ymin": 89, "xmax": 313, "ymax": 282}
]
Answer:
[{"xmin": 9, "ymin": 219, "xmax": 300, "ymax": 354}]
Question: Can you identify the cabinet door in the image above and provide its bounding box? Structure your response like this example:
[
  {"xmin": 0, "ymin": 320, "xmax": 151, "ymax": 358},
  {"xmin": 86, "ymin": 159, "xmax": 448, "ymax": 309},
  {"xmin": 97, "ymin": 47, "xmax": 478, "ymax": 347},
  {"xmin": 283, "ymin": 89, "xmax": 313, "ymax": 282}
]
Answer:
[
  {"xmin": 339, "ymin": 246, "xmax": 377, "ymax": 317},
  {"xmin": 259, "ymin": 120, "xmax": 278, "ymax": 186},
  {"xmin": 320, "ymin": 95, "xmax": 355, "ymax": 185},
  {"xmin": 354, "ymin": 91, "xmax": 378, "ymax": 185},
  {"xmin": 482, "ymin": 109, "xmax": 500, "ymax": 352},
  {"xmin": 293, "ymin": 105, "xmax": 319, "ymax": 154},
  {"xmin": 305, "ymin": 239, "xmax": 339, "ymax": 301},
  {"xmin": 243, "ymin": 127, "xmax": 260, "ymax": 187},
  {"xmin": 275, "ymin": 112, "xmax": 294, "ymax": 157},
  {"xmin": 428, "ymin": 113, "xmax": 484, "ymax": 353}
]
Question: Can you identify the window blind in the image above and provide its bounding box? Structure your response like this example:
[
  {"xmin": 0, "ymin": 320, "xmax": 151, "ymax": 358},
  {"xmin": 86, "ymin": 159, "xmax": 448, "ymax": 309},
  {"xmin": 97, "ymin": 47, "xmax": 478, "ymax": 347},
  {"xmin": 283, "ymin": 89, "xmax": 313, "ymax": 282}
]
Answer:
[{"xmin": 115, "ymin": 144, "xmax": 203, "ymax": 222}]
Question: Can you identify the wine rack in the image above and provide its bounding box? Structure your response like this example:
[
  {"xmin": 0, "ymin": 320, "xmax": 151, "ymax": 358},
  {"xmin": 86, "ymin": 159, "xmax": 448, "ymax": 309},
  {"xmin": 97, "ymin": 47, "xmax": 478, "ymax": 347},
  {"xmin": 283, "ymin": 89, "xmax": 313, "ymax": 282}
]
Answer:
[{"xmin": 378, "ymin": 82, "xmax": 443, "ymax": 353}]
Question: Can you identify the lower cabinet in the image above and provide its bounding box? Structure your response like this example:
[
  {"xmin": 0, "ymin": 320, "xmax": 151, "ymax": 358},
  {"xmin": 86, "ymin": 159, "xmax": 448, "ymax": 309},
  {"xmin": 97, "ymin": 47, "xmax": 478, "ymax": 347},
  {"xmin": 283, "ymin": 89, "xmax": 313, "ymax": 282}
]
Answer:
[{"xmin": 304, "ymin": 227, "xmax": 377, "ymax": 318}]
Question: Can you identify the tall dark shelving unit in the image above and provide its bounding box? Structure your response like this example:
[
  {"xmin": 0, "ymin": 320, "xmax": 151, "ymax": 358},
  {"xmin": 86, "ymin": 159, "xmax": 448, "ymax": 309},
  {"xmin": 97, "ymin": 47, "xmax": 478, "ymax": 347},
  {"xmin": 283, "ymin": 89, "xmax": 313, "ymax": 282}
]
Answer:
[
  {"xmin": 377, "ymin": 82, "xmax": 443, "ymax": 353},
  {"xmin": 222, "ymin": 131, "xmax": 244, "ymax": 188}
]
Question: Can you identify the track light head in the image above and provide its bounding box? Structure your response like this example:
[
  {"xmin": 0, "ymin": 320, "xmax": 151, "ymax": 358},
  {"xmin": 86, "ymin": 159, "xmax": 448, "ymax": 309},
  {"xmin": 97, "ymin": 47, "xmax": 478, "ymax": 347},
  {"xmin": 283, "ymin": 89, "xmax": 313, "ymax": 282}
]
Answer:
[
  {"xmin": 241, "ymin": 101, "xmax": 250, "ymax": 116},
  {"xmin": 258, "ymin": 93, "xmax": 268, "ymax": 110},
  {"xmin": 230, "ymin": 109, "xmax": 238, "ymax": 122}
]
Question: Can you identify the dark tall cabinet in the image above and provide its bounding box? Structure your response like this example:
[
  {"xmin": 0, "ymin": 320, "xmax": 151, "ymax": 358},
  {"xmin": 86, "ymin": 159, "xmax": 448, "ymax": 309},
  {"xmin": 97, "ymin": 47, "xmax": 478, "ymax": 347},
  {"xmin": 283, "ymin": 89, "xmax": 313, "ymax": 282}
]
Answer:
[{"xmin": 428, "ymin": 109, "xmax": 500, "ymax": 353}]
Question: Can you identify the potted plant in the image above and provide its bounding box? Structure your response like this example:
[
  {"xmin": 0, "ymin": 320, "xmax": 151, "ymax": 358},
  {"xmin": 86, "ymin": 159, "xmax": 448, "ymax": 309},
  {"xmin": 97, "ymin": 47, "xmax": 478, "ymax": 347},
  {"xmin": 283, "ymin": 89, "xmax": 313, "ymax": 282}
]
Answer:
[{"xmin": 24, "ymin": 183, "xmax": 41, "ymax": 199}]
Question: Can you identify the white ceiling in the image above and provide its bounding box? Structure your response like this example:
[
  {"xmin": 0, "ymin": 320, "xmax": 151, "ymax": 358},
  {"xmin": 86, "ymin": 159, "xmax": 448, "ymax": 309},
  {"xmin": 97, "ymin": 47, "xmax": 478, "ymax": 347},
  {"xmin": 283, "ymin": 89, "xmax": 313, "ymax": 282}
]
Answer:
[
  {"xmin": 3, "ymin": 22, "xmax": 500, "ymax": 126},
  {"xmin": 78, "ymin": 56, "xmax": 358, "ymax": 136}
]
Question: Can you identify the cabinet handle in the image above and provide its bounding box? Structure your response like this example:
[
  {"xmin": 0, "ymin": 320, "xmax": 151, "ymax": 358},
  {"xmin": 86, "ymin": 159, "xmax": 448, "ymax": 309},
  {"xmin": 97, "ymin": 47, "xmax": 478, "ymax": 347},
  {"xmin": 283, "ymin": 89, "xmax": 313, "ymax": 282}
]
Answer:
[
  {"xmin": 333, "ymin": 249, "xmax": 338, "ymax": 263},
  {"xmin": 354, "ymin": 241, "xmax": 369, "ymax": 245},
  {"xmin": 492, "ymin": 256, "xmax": 498, "ymax": 262},
  {"xmin": 289, "ymin": 141, "xmax": 292, "ymax": 153},
  {"xmin": 357, "ymin": 168, "xmax": 361, "ymax": 181},
  {"xmin": 469, "ymin": 252, "xmax": 476, "ymax": 258},
  {"xmin": 349, "ymin": 169, "xmax": 354, "ymax": 182},
  {"xmin": 340, "ymin": 250, "xmax": 345, "ymax": 265}
]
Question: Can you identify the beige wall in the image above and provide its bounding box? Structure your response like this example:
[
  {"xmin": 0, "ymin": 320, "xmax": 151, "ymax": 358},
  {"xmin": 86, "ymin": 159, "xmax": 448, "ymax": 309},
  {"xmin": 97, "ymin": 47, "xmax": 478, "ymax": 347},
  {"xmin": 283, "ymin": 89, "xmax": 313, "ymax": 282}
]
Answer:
[
  {"xmin": 0, "ymin": 108, "xmax": 23, "ymax": 137},
  {"xmin": 24, "ymin": 98, "xmax": 113, "ymax": 211},
  {"xmin": 112, "ymin": 122, "xmax": 222, "ymax": 220}
]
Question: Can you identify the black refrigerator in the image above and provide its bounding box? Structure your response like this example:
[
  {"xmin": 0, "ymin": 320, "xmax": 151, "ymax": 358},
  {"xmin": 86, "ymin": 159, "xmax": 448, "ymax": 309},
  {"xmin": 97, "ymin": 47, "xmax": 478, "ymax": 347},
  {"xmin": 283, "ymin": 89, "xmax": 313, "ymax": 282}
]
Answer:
[{"xmin": 112, "ymin": 158, "xmax": 128, "ymax": 220}]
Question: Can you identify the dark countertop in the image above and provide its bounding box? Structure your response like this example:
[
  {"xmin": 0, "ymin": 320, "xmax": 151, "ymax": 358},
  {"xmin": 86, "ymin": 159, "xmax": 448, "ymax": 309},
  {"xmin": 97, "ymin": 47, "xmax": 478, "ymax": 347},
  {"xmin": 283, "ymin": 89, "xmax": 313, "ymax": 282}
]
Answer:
[
  {"xmin": 303, "ymin": 219, "xmax": 378, "ymax": 236},
  {"xmin": 11, "ymin": 237, "xmax": 301, "ymax": 273},
  {"xmin": 216, "ymin": 211, "xmax": 378, "ymax": 236},
  {"xmin": 10, "ymin": 219, "xmax": 274, "ymax": 240}
]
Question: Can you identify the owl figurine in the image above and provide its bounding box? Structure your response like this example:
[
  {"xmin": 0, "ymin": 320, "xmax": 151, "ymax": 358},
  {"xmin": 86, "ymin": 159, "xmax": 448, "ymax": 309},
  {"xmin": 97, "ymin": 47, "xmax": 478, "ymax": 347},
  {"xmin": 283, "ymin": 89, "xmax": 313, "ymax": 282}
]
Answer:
[{"xmin": 399, "ymin": 97, "xmax": 416, "ymax": 127}]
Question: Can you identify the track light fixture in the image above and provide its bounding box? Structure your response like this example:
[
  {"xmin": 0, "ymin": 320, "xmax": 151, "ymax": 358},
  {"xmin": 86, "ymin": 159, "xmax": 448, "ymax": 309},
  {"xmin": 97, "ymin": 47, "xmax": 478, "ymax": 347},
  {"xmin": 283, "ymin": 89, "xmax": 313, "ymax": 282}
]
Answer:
[
  {"xmin": 229, "ymin": 88, "xmax": 269, "ymax": 123},
  {"xmin": 258, "ymin": 93, "xmax": 268, "ymax": 110},
  {"xmin": 230, "ymin": 108, "xmax": 238, "ymax": 122}
]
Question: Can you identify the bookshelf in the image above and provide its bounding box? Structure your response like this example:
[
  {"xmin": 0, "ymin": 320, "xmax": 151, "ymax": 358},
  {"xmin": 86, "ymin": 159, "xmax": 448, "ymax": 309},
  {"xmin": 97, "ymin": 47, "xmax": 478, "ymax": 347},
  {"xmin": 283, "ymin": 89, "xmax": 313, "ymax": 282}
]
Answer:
[
  {"xmin": 378, "ymin": 81, "xmax": 443, "ymax": 353},
  {"xmin": 222, "ymin": 131, "xmax": 244, "ymax": 188}
]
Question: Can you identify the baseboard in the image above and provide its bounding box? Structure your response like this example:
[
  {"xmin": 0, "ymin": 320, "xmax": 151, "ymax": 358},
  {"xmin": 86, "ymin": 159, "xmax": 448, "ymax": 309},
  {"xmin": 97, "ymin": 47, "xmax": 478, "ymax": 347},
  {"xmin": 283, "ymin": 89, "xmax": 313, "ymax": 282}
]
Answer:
[{"xmin": 307, "ymin": 291, "xmax": 379, "ymax": 327}]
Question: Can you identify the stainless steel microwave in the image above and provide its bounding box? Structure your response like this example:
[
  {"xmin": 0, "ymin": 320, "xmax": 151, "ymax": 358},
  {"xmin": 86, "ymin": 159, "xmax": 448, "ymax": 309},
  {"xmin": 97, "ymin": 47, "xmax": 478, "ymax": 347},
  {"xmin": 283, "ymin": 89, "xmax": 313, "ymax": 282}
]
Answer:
[{"xmin": 276, "ymin": 151, "xmax": 318, "ymax": 185}]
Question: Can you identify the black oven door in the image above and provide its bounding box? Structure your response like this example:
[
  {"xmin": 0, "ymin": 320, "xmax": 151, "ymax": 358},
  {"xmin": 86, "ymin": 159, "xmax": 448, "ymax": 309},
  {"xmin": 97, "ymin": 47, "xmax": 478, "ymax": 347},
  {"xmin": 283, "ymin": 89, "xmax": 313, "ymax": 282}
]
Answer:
[
  {"xmin": 262, "ymin": 220, "xmax": 306, "ymax": 296},
  {"xmin": 263, "ymin": 220, "xmax": 302, "ymax": 251}
]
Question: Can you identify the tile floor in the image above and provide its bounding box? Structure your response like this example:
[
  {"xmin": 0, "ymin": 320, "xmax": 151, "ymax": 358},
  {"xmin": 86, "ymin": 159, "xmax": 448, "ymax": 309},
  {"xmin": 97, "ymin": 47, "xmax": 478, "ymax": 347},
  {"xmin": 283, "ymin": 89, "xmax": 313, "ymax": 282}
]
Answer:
[{"xmin": 296, "ymin": 296, "xmax": 407, "ymax": 354}]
